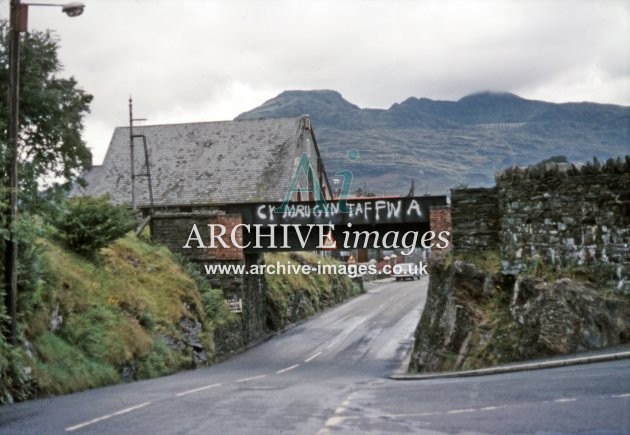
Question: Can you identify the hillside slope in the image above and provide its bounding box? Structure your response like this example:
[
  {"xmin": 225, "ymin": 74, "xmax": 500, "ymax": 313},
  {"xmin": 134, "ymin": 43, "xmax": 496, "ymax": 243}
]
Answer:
[
  {"xmin": 236, "ymin": 90, "xmax": 629, "ymax": 194},
  {"xmin": 0, "ymin": 233, "xmax": 230, "ymax": 403}
]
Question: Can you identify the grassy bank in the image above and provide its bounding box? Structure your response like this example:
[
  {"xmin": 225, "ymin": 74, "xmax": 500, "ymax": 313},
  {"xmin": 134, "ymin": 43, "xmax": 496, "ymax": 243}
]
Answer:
[
  {"xmin": 1, "ymin": 232, "xmax": 232, "ymax": 403},
  {"xmin": 265, "ymin": 252, "xmax": 363, "ymax": 331}
]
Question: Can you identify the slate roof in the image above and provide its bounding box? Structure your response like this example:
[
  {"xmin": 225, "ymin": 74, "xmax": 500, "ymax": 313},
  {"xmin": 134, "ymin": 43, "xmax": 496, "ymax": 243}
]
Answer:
[{"xmin": 73, "ymin": 116, "xmax": 312, "ymax": 207}]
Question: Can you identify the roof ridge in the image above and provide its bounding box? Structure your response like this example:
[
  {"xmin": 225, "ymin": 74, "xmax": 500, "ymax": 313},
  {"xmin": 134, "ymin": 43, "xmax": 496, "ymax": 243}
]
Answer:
[
  {"xmin": 75, "ymin": 115, "xmax": 317, "ymax": 207},
  {"xmin": 113, "ymin": 115, "xmax": 307, "ymax": 130}
]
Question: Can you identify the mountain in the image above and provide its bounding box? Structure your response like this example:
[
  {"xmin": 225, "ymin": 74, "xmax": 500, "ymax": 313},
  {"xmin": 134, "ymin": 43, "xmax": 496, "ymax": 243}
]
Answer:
[{"xmin": 236, "ymin": 90, "xmax": 629, "ymax": 195}]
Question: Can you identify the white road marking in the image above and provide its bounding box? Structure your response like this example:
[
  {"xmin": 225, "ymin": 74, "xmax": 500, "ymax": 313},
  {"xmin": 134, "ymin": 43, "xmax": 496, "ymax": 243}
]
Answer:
[
  {"xmin": 65, "ymin": 402, "xmax": 151, "ymax": 432},
  {"xmin": 236, "ymin": 374, "xmax": 267, "ymax": 383},
  {"xmin": 305, "ymin": 351, "xmax": 322, "ymax": 362},
  {"xmin": 276, "ymin": 364, "xmax": 299, "ymax": 374},
  {"xmin": 480, "ymin": 406, "xmax": 506, "ymax": 411},
  {"xmin": 612, "ymin": 393, "xmax": 630, "ymax": 398},
  {"xmin": 316, "ymin": 415, "xmax": 346, "ymax": 434},
  {"xmin": 326, "ymin": 336, "xmax": 344, "ymax": 349},
  {"xmin": 317, "ymin": 392, "xmax": 355, "ymax": 434},
  {"xmin": 175, "ymin": 383, "xmax": 221, "ymax": 397},
  {"xmin": 319, "ymin": 390, "xmax": 603, "ymax": 432},
  {"xmin": 326, "ymin": 317, "xmax": 370, "ymax": 350},
  {"xmin": 334, "ymin": 406, "xmax": 346, "ymax": 414},
  {"xmin": 446, "ymin": 408, "xmax": 476, "ymax": 414}
]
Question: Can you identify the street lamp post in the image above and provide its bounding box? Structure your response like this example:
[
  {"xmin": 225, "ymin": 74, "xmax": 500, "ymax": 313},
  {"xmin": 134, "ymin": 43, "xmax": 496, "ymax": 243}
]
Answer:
[{"xmin": 4, "ymin": 0, "xmax": 84, "ymax": 345}]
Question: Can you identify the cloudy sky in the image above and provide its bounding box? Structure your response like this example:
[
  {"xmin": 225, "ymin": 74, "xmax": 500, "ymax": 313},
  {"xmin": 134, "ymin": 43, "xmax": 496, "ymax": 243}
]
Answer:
[{"xmin": 1, "ymin": 0, "xmax": 628, "ymax": 164}]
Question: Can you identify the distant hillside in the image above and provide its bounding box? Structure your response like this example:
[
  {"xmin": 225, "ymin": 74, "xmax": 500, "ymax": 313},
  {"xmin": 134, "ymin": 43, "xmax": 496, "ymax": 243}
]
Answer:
[{"xmin": 236, "ymin": 90, "xmax": 629, "ymax": 194}]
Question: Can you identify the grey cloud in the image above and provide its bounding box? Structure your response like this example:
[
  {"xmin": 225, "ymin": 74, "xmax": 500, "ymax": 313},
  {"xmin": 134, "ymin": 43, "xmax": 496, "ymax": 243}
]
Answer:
[{"xmin": 0, "ymin": 0, "xmax": 627, "ymax": 161}]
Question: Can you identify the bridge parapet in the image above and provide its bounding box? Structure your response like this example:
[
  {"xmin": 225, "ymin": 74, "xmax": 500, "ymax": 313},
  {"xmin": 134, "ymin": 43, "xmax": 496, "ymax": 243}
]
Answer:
[{"xmin": 149, "ymin": 195, "xmax": 450, "ymax": 356}]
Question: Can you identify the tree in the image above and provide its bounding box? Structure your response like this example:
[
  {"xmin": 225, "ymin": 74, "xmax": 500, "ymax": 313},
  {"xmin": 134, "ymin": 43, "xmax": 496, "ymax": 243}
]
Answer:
[{"xmin": 0, "ymin": 20, "xmax": 93, "ymax": 199}]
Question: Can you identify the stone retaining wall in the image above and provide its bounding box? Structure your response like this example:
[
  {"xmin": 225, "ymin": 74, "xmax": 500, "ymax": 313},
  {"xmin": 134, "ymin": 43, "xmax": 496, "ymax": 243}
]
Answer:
[{"xmin": 451, "ymin": 157, "xmax": 630, "ymax": 291}]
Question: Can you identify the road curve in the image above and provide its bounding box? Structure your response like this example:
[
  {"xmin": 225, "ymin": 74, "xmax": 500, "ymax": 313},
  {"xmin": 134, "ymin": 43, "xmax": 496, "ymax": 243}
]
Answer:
[{"xmin": 1, "ymin": 277, "xmax": 628, "ymax": 434}]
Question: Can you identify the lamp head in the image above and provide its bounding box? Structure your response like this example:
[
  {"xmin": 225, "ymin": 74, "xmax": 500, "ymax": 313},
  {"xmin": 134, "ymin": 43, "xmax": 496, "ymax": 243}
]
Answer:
[{"xmin": 61, "ymin": 1, "xmax": 84, "ymax": 17}]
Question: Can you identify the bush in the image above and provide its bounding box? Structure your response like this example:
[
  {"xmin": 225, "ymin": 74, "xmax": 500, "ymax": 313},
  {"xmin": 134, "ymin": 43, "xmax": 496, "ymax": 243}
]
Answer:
[
  {"xmin": 174, "ymin": 254, "xmax": 231, "ymax": 324},
  {"xmin": 0, "ymin": 337, "xmax": 33, "ymax": 404},
  {"xmin": 51, "ymin": 195, "xmax": 137, "ymax": 258}
]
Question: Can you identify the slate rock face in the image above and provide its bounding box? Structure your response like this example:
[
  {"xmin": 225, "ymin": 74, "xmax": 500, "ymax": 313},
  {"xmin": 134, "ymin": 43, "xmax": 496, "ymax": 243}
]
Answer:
[
  {"xmin": 177, "ymin": 317, "xmax": 208, "ymax": 367},
  {"xmin": 511, "ymin": 277, "xmax": 630, "ymax": 354},
  {"xmin": 409, "ymin": 259, "xmax": 630, "ymax": 373}
]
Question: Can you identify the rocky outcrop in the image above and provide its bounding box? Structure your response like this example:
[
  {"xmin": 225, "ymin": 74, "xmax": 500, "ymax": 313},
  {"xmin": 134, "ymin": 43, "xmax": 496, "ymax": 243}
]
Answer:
[
  {"xmin": 510, "ymin": 277, "xmax": 630, "ymax": 354},
  {"xmin": 409, "ymin": 259, "xmax": 630, "ymax": 372}
]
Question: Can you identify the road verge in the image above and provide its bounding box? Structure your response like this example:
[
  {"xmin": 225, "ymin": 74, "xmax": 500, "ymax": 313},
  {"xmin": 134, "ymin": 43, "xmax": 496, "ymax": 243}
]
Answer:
[{"xmin": 390, "ymin": 350, "xmax": 630, "ymax": 380}]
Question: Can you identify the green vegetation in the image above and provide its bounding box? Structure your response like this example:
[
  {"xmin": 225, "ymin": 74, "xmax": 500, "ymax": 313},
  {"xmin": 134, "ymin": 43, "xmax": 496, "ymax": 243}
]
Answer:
[
  {"xmin": 521, "ymin": 254, "xmax": 622, "ymax": 295},
  {"xmin": 451, "ymin": 248, "xmax": 619, "ymax": 294},
  {"xmin": 0, "ymin": 21, "xmax": 93, "ymax": 195},
  {"xmin": 50, "ymin": 195, "xmax": 138, "ymax": 258},
  {"xmin": 264, "ymin": 252, "xmax": 362, "ymax": 331},
  {"xmin": 1, "ymin": 207, "xmax": 232, "ymax": 403},
  {"xmin": 0, "ymin": 22, "xmax": 102, "ymax": 403}
]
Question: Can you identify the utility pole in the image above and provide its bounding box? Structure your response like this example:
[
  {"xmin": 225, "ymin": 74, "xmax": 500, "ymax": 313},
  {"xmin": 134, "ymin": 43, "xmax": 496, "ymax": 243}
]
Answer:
[
  {"xmin": 3, "ymin": 0, "xmax": 85, "ymax": 345},
  {"xmin": 4, "ymin": 0, "xmax": 23, "ymax": 345}
]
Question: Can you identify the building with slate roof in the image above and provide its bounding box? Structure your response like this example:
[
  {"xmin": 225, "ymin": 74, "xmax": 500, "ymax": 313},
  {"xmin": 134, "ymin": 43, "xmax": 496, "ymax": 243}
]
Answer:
[{"xmin": 72, "ymin": 115, "xmax": 331, "ymax": 209}]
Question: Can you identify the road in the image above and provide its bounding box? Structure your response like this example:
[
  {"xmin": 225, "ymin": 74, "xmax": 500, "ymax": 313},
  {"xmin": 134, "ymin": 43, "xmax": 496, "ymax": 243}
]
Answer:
[{"xmin": 1, "ymin": 278, "xmax": 628, "ymax": 434}]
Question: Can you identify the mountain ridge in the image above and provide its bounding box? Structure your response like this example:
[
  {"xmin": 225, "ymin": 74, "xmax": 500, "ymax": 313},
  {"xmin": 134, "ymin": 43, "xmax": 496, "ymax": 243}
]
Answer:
[{"xmin": 236, "ymin": 90, "xmax": 629, "ymax": 194}]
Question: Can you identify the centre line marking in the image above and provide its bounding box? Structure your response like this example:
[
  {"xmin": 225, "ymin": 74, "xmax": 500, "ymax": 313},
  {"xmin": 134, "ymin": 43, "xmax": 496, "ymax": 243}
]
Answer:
[
  {"xmin": 612, "ymin": 393, "xmax": 630, "ymax": 398},
  {"xmin": 236, "ymin": 374, "xmax": 267, "ymax": 383},
  {"xmin": 276, "ymin": 364, "xmax": 299, "ymax": 374},
  {"xmin": 65, "ymin": 401, "xmax": 151, "ymax": 432},
  {"xmin": 553, "ymin": 398, "xmax": 577, "ymax": 403},
  {"xmin": 446, "ymin": 408, "xmax": 476, "ymax": 414},
  {"xmin": 326, "ymin": 337, "xmax": 343, "ymax": 349},
  {"xmin": 175, "ymin": 383, "xmax": 221, "ymax": 397},
  {"xmin": 305, "ymin": 351, "xmax": 322, "ymax": 363}
]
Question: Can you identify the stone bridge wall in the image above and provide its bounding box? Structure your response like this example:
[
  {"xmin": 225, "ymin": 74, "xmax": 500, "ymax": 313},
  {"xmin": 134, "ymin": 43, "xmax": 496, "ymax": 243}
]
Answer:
[
  {"xmin": 450, "ymin": 188, "xmax": 499, "ymax": 252},
  {"xmin": 150, "ymin": 211, "xmax": 267, "ymax": 356},
  {"xmin": 450, "ymin": 158, "xmax": 630, "ymax": 291}
]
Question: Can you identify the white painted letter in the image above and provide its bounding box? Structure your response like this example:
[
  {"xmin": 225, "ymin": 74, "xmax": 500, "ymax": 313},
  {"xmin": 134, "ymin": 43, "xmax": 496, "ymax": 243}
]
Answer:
[{"xmin": 407, "ymin": 200, "xmax": 423, "ymax": 217}]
